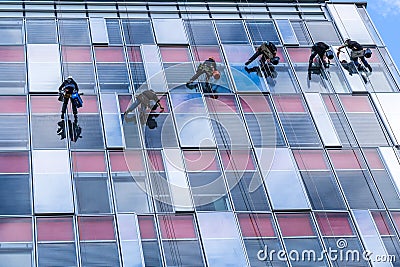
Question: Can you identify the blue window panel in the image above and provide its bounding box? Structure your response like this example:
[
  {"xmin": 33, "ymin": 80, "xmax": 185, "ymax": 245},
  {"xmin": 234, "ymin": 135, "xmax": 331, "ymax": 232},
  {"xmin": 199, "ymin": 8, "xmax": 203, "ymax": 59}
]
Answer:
[
  {"xmin": 143, "ymin": 114, "xmax": 178, "ymax": 148},
  {"xmin": 215, "ymin": 21, "xmax": 249, "ymax": 44},
  {"xmin": 122, "ymin": 20, "xmax": 155, "ymax": 45},
  {"xmin": 170, "ymin": 93, "xmax": 206, "ymax": 113},
  {"xmin": 246, "ymin": 20, "xmax": 281, "ymax": 45},
  {"xmin": 184, "ymin": 20, "xmax": 218, "ymax": 45}
]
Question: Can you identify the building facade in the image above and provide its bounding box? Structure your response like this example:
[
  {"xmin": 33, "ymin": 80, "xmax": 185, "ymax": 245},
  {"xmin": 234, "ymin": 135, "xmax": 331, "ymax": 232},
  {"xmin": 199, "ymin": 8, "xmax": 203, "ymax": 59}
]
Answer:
[{"xmin": 1, "ymin": 0, "xmax": 400, "ymax": 266}]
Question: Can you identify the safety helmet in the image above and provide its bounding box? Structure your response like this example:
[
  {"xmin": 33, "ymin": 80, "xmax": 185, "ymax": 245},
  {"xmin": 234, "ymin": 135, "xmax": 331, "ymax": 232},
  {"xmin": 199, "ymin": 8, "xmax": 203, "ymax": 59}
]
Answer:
[
  {"xmin": 270, "ymin": 56, "xmax": 280, "ymax": 65},
  {"xmin": 326, "ymin": 50, "xmax": 334, "ymax": 60},
  {"xmin": 208, "ymin": 57, "xmax": 215, "ymax": 61},
  {"xmin": 67, "ymin": 75, "xmax": 73, "ymax": 80},
  {"xmin": 345, "ymin": 38, "xmax": 351, "ymax": 44},
  {"xmin": 364, "ymin": 48, "xmax": 372, "ymax": 58},
  {"xmin": 212, "ymin": 70, "xmax": 221, "ymax": 80}
]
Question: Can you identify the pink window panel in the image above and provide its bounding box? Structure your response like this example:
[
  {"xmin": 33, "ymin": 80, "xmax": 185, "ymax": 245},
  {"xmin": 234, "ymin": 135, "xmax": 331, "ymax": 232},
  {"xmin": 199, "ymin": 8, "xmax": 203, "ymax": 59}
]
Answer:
[
  {"xmin": 159, "ymin": 47, "xmax": 190, "ymax": 62},
  {"xmin": 316, "ymin": 213, "xmax": 353, "ymax": 236},
  {"xmin": 391, "ymin": 212, "xmax": 400, "ymax": 232},
  {"xmin": 31, "ymin": 96, "xmax": 60, "ymax": 113},
  {"xmin": 147, "ymin": 150, "xmax": 165, "ymax": 172},
  {"xmin": 67, "ymin": 95, "xmax": 98, "ymax": 114},
  {"xmin": 159, "ymin": 215, "xmax": 196, "ymax": 239},
  {"xmin": 72, "ymin": 152, "xmax": 106, "ymax": 172},
  {"xmin": 240, "ymin": 95, "xmax": 272, "ymax": 113},
  {"xmin": 372, "ymin": 212, "xmax": 392, "ymax": 235},
  {"xmin": 293, "ymin": 150, "xmax": 328, "ymax": 170},
  {"xmin": 273, "ymin": 95, "xmax": 306, "ymax": 113},
  {"xmin": 0, "ymin": 152, "xmax": 29, "ymax": 173},
  {"xmin": 0, "ymin": 96, "xmax": 26, "ymax": 113},
  {"xmin": 322, "ymin": 95, "xmax": 339, "ymax": 113},
  {"xmin": 286, "ymin": 48, "xmax": 311, "ymax": 63},
  {"xmin": 206, "ymin": 95, "xmax": 238, "ymax": 113},
  {"xmin": 95, "ymin": 47, "xmax": 125, "ymax": 62},
  {"xmin": 62, "ymin": 46, "xmax": 92, "ymax": 62},
  {"xmin": 37, "ymin": 217, "xmax": 74, "ymax": 241},
  {"xmin": 119, "ymin": 95, "xmax": 132, "ymax": 113},
  {"xmin": 78, "ymin": 216, "xmax": 115, "ymax": 241},
  {"xmin": 0, "ymin": 46, "xmax": 24, "ymax": 62},
  {"xmin": 127, "ymin": 47, "xmax": 143, "ymax": 62},
  {"xmin": 183, "ymin": 150, "xmax": 219, "ymax": 172},
  {"xmin": 275, "ymin": 48, "xmax": 286, "ymax": 63},
  {"xmin": 138, "ymin": 216, "xmax": 157, "ymax": 239},
  {"xmin": 0, "ymin": 218, "xmax": 32, "ymax": 242},
  {"xmin": 238, "ymin": 213, "xmax": 275, "ymax": 237},
  {"xmin": 277, "ymin": 213, "xmax": 315, "ymax": 237},
  {"xmin": 339, "ymin": 95, "xmax": 373, "ymax": 113},
  {"xmin": 192, "ymin": 46, "xmax": 222, "ymax": 62},
  {"xmin": 109, "ymin": 151, "xmax": 145, "ymax": 172},
  {"xmin": 221, "ymin": 150, "xmax": 255, "ymax": 171},
  {"xmin": 363, "ymin": 149, "xmax": 385, "ymax": 170},
  {"xmin": 328, "ymin": 150, "xmax": 362, "ymax": 169}
]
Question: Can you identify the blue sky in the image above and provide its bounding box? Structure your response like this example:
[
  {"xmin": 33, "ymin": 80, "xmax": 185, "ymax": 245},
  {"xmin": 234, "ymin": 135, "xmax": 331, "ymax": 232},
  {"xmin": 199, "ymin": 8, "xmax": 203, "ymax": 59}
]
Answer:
[{"xmin": 332, "ymin": 0, "xmax": 400, "ymax": 69}]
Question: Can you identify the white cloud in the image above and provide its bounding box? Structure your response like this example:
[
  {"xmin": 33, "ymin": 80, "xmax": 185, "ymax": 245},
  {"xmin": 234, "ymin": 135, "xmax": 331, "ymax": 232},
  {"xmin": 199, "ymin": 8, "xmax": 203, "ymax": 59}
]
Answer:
[{"xmin": 369, "ymin": 0, "xmax": 400, "ymax": 17}]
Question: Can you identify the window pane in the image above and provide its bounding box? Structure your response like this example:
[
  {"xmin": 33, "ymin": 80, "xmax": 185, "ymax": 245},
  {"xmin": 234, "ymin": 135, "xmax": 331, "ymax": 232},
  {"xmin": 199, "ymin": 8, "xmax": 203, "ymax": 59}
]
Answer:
[
  {"xmin": 75, "ymin": 174, "xmax": 111, "ymax": 214},
  {"xmin": 78, "ymin": 216, "xmax": 115, "ymax": 241},
  {"xmin": 0, "ymin": 218, "xmax": 32, "ymax": 242},
  {"xmin": 306, "ymin": 21, "xmax": 341, "ymax": 45},
  {"xmin": 59, "ymin": 20, "xmax": 90, "ymax": 45},
  {"xmin": 238, "ymin": 213, "xmax": 276, "ymax": 237},
  {"xmin": 276, "ymin": 213, "xmax": 315, "ymax": 237},
  {"xmin": 163, "ymin": 240, "xmax": 204, "ymax": 266},
  {"xmin": 37, "ymin": 217, "xmax": 74, "ymax": 241},
  {"xmin": 80, "ymin": 243, "xmax": 120, "ymax": 266},
  {"xmin": 215, "ymin": 21, "xmax": 248, "ymax": 44},
  {"xmin": 37, "ymin": 243, "xmax": 77, "ymax": 267},
  {"xmin": 0, "ymin": 19, "xmax": 23, "ymax": 44},
  {"xmin": 153, "ymin": 19, "xmax": 188, "ymax": 44},
  {"xmin": 0, "ymin": 174, "xmax": 31, "ymax": 215},
  {"xmin": 246, "ymin": 20, "xmax": 281, "ymax": 45},
  {"xmin": 122, "ymin": 20, "xmax": 155, "ymax": 44},
  {"xmin": 26, "ymin": 19, "xmax": 57, "ymax": 44},
  {"xmin": 184, "ymin": 20, "xmax": 218, "ymax": 45}
]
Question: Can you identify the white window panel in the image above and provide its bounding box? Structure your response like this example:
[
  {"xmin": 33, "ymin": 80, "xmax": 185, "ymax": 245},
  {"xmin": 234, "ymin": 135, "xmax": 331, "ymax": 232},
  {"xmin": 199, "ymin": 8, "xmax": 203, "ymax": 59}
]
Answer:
[
  {"xmin": 305, "ymin": 93, "xmax": 341, "ymax": 147},
  {"xmin": 372, "ymin": 93, "xmax": 400, "ymax": 145},
  {"xmin": 162, "ymin": 149, "xmax": 193, "ymax": 212},
  {"xmin": 255, "ymin": 148, "xmax": 310, "ymax": 210},
  {"xmin": 90, "ymin": 17, "xmax": 109, "ymax": 45},
  {"xmin": 141, "ymin": 45, "xmax": 166, "ymax": 92},
  {"xmin": 327, "ymin": 4, "xmax": 373, "ymax": 45},
  {"xmin": 379, "ymin": 147, "xmax": 400, "ymax": 196},
  {"xmin": 100, "ymin": 93, "xmax": 125, "ymax": 148},
  {"xmin": 276, "ymin": 19, "xmax": 298, "ymax": 45},
  {"xmin": 32, "ymin": 150, "xmax": 74, "ymax": 213},
  {"xmin": 153, "ymin": 19, "xmax": 188, "ymax": 44},
  {"xmin": 28, "ymin": 44, "xmax": 61, "ymax": 92}
]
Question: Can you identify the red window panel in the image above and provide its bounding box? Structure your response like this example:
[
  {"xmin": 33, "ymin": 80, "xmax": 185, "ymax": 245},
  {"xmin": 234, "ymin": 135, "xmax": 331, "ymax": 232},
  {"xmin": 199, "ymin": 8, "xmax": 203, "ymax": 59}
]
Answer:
[
  {"xmin": 31, "ymin": 96, "xmax": 60, "ymax": 113},
  {"xmin": 147, "ymin": 150, "xmax": 165, "ymax": 172},
  {"xmin": 0, "ymin": 218, "xmax": 32, "ymax": 242},
  {"xmin": 72, "ymin": 152, "xmax": 106, "ymax": 172},
  {"xmin": 240, "ymin": 95, "xmax": 272, "ymax": 113},
  {"xmin": 363, "ymin": 149, "xmax": 385, "ymax": 170},
  {"xmin": 159, "ymin": 47, "xmax": 190, "ymax": 62},
  {"xmin": 68, "ymin": 95, "xmax": 98, "ymax": 113},
  {"xmin": 206, "ymin": 95, "xmax": 238, "ymax": 113},
  {"xmin": 37, "ymin": 217, "xmax": 74, "ymax": 241},
  {"xmin": 316, "ymin": 213, "xmax": 353, "ymax": 236},
  {"xmin": 0, "ymin": 96, "xmax": 26, "ymax": 113},
  {"xmin": 62, "ymin": 46, "xmax": 92, "ymax": 62},
  {"xmin": 138, "ymin": 216, "xmax": 157, "ymax": 239},
  {"xmin": 238, "ymin": 213, "xmax": 275, "ymax": 238},
  {"xmin": 339, "ymin": 95, "xmax": 373, "ymax": 113},
  {"xmin": 0, "ymin": 152, "xmax": 29, "ymax": 173},
  {"xmin": 159, "ymin": 215, "xmax": 196, "ymax": 239},
  {"xmin": 192, "ymin": 46, "xmax": 222, "ymax": 62},
  {"xmin": 372, "ymin": 212, "xmax": 392, "ymax": 235},
  {"xmin": 272, "ymin": 95, "xmax": 306, "ymax": 113},
  {"xmin": 286, "ymin": 48, "xmax": 311, "ymax": 63},
  {"xmin": 183, "ymin": 150, "xmax": 219, "ymax": 172},
  {"xmin": 78, "ymin": 216, "xmax": 115, "ymax": 241},
  {"xmin": 322, "ymin": 95, "xmax": 339, "ymax": 113},
  {"xmin": 293, "ymin": 150, "xmax": 328, "ymax": 170},
  {"xmin": 109, "ymin": 151, "xmax": 145, "ymax": 172},
  {"xmin": 127, "ymin": 46, "xmax": 143, "ymax": 62},
  {"xmin": 95, "ymin": 47, "xmax": 125, "ymax": 62},
  {"xmin": 119, "ymin": 95, "xmax": 132, "ymax": 113},
  {"xmin": 0, "ymin": 46, "xmax": 24, "ymax": 62},
  {"xmin": 328, "ymin": 150, "xmax": 362, "ymax": 169},
  {"xmin": 277, "ymin": 213, "xmax": 315, "ymax": 237},
  {"xmin": 221, "ymin": 150, "xmax": 255, "ymax": 171}
]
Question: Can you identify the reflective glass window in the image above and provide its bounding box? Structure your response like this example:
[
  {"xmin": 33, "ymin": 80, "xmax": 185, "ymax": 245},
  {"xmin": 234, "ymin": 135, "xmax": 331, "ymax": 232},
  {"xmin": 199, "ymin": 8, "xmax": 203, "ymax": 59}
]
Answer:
[
  {"xmin": 215, "ymin": 21, "xmax": 249, "ymax": 44},
  {"xmin": 138, "ymin": 216, "xmax": 162, "ymax": 266},
  {"xmin": 59, "ymin": 19, "xmax": 90, "ymax": 45},
  {"xmin": 246, "ymin": 20, "xmax": 281, "ymax": 45},
  {"xmin": 153, "ymin": 19, "xmax": 188, "ymax": 44},
  {"xmin": 122, "ymin": 20, "xmax": 155, "ymax": 45},
  {"xmin": 306, "ymin": 21, "xmax": 341, "ymax": 45},
  {"xmin": 0, "ymin": 46, "xmax": 26, "ymax": 94},
  {"xmin": 184, "ymin": 20, "xmax": 218, "ymax": 45},
  {"xmin": 0, "ymin": 19, "xmax": 23, "ymax": 44}
]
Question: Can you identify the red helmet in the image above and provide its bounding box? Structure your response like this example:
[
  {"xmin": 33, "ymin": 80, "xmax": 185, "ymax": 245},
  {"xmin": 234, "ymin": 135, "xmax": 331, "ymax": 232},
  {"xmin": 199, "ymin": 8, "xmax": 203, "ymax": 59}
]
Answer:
[{"xmin": 212, "ymin": 70, "xmax": 220, "ymax": 80}]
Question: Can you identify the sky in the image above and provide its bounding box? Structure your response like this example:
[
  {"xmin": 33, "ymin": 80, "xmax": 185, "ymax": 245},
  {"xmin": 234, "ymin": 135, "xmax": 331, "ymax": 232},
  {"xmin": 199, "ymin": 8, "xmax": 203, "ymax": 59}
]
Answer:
[{"xmin": 331, "ymin": 0, "xmax": 400, "ymax": 69}]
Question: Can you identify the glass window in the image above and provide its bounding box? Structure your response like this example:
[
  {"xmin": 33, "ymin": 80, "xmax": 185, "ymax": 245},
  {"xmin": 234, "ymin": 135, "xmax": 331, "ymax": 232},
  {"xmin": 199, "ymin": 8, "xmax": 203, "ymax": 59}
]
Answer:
[
  {"xmin": 246, "ymin": 20, "xmax": 281, "ymax": 45},
  {"xmin": 90, "ymin": 18, "xmax": 109, "ymax": 45},
  {"xmin": 141, "ymin": 45, "xmax": 167, "ymax": 92},
  {"xmin": 105, "ymin": 19, "xmax": 122, "ymax": 45},
  {"xmin": 138, "ymin": 216, "xmax": 163, "ymax": 266},
  {"xmin": 26, "ymin": 19, "xmax": 57, "ymax": 44},
  {"xmin": 28, "ymin": 44, "xmax": 61, "ymax": 92},
  {"xmin": 255, "ymin": 148, "xmax": 310, "ymax": 210},
  {"xmin": 0, "ymin": 19, "xmax": 23, "ymax": 44},
  {"xmin": 37, "ymin": 217, "xmax": 74, "ymax": 242},
  {"xmin": 153, "ymin": 19, "xmax": 188, "ymax": 44},
  {"xmin": 32, "ymin": 150, "xmax": 74, "ymax": 213},
  {"xmin": 306, "ymin": 21, "xmax": 341, "ymax": 45},
  {"xmin": 160, "ymin": 47, "xmax": 194, "ymax": 90},
  {"xmin": 59, "ymin": 19, "xmax": 90, "ymax": 45},
  {"xmin": 37, "ymin": 243, "xmax": 77, "ymax": 267},
  {"xmin": 80, "ymin": 242, "xmax": 120, "ymax": 266},
  {"xmin": 372, "ymin": 94, "xmax": 400, "ymax": 145},
  {"xmin": 122, "ymin": 20, "xmax": 155, "ymax": 45},
  {"xmin": 128, "ymin": 47, "xmax": 147, "ymax": 90},
  {"xmin": 276, "ymin": 20, "xmax": 298, "ymax": 45},
  {"xmin": 117, "ymin": 214, "xmax": 144, "ymax": 267},
  {"xmin": 215, "ymin": 21, "xmax": 249, "ymax": 44},
  {"xmin": 0, "ymin": 46, "xmax": 26, "ymax": 94},
  {"xmin": 184, "ymin": 20, "xmax": 218, "ymax": 45},
  {"xmin": 75, "ymin": 174, "xmax": 111, "ymax": 214},
  {"xmin": 78, "ymin": 216, "xmax": 115, "ymax": 241},
  {"xmin": 339, "ymin": 95, "xmax": 389, "ymax": 146},
  {"xmin": 100, "ymin": 94, "xmax": 124, "ymax": 148},
  {"xmin": 364, "ymin": 49, "xmax": 398, "ymax": 92}
]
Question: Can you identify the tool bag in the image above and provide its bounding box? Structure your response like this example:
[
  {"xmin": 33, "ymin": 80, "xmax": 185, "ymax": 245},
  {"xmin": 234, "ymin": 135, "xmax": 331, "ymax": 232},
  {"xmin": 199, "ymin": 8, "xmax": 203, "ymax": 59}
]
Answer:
[{"xmin": 71, "ymin": 92, "xmax": 83, "ymax": 108}]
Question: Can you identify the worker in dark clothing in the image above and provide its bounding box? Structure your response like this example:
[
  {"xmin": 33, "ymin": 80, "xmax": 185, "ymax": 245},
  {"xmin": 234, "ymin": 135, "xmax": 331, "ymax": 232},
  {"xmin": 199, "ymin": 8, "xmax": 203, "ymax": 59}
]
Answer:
[
  {"xmin": 338, "ymin": 39, "xmax": 372, "ymax": 72},
  {"xmin": 187, "ymin": 57, "xmax": 220, "ymax": 87},
  {"xmin": 124, "ymin": 89, "xmax": 164, "ymax": 123},
  {"xmin": 308, "ymin": 42, "xmax": 334, "ymax": 80},
  {"xmin": 245, "ymin": 60, "xmax": 278, "ymax": 79},
  {"xmin": 245, "ymin": 42, "xmax": 279, "ymax": 66},
  {"xmin": 58, "ymin": 76, "xmax": 80, "ymax": 121}
]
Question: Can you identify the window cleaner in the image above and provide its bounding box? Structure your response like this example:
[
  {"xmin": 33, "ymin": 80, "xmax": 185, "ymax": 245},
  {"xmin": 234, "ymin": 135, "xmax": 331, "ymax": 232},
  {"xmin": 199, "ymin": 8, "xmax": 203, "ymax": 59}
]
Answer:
[
  {"xmin": 337, "ymin": 39, "xmax": 372, "ymax": 73},
  {"xmin": 308, "ymin": 42, "xmax": 334, "ymax": 80}
]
